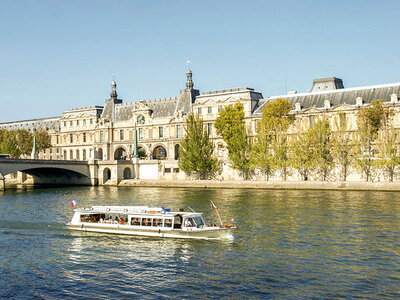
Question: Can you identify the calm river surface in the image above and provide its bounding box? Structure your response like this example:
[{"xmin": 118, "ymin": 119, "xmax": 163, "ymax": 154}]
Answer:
[{"xmin": 1, "ymin": 186, "xmax": 400, "ymax": 299}]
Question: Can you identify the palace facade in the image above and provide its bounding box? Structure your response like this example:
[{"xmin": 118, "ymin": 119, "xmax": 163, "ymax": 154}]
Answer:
[{"xmin": 1, "ymin": 70, "xmax": 400, "ymax": 181}]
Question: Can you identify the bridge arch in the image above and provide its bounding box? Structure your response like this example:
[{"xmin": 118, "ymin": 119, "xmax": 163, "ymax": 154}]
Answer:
[
  {"xmin": 0, "ymin": 159, "xmax": 90, "ymax": 189},
  {"xmin": 0, "ymin": 159, "xmax": 89, "ymax": 178}
]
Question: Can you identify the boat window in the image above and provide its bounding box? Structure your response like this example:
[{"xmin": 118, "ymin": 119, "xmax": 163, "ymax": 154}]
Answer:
[
  {"xmin": 131, "ymin": 217, "xmax": 140, "ymax": 226},
  {"xmin": 81, "ymin": 214, "xmax": 103, "ymax": 223},
  {"xmin": 164, "ymin": 218, "xmax": 172, "ymax": 228},
  {"xmin": 153, "ymin": 218, "xmax": 163, "ymax": 227},
  {"xmin": 142, "ymin": 218, "xmax": 152, "ymax": 226},
  {"xmin": 185, "ymin": 218, "xmax": 195, "ymax": 227},
  {"xmin": 193, "ymin": 217, "xmax": 205, "ymax": 227}
]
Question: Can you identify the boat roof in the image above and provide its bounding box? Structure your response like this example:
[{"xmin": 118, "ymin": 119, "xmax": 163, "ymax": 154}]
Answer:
[{"xmin": 73, "ymin": 206, "xmax": 202, "ymax": 217}]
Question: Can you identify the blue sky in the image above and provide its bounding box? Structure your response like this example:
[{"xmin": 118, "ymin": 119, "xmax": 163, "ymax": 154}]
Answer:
[{"xmin": 1, "ymin": 0, "xmax": 400, "ymax": 122}]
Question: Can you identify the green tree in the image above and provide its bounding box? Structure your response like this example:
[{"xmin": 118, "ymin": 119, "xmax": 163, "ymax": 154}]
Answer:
[
  {"xmin": 355, "ymin": 100, "xmax": 385, "ymax": 181},
  {"xmin": 250, "ymin": 123, "xmax": 274, "ymax": 180},
  {"xmin": 178, "ymin": 114, "xmax": 219, "ymax": 179},
  {"xmin": 251, "ymin": 98, "xmax": 294, "ymax": 180},
  {"xmin": 1, "ymin": 130, "xmax": 21, "ymax": 157},
  {"xmin": 16, "ymin": 129, "xmax": 33, "ymax": 156},
  {"xmin": 376, "ymin": 114, "xmax": 400, "ymax": 182},
  {"xmin": 290, "ymin": 131, "xmax": 312, "ymax": 181},
  {"xmin": 0, "ymin": 128, "xmax": 7, "ymax": 147},
  {"xmin": 308, "ymin": 117, "xmax": 333, "ymax": 181},
  {"xmin": 260, "ymin": 98, "xmax": 294, "ymax": 131},
  {"xmin": 215, "ymin": 102, "xmax": 252, "ymax": 179},
  {"xmin": 273, "ymin": 131, "xmax": 291, "ymax": 180},
  {"xmin": 331, "ymin": 112, "xmax": 355, "ymax": 181},
  {"xmin": 36, "ymin": 128, "xmax": 52, "ymax": 152}
]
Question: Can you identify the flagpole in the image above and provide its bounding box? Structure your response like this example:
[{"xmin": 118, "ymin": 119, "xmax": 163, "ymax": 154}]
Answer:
[{"xmin": 211, "ymin": 201, "xmax": 223, "ymax": 226}]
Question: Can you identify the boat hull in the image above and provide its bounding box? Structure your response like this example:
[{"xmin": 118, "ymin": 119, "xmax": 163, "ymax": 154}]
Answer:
[{"xmin": 66, "ymin": 223, "xmax": 235, "ymax": 240}]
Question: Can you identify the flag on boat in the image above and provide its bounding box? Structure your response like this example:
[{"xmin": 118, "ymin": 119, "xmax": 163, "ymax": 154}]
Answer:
[
  {"xmin": 211, "ymin": 201, "xmax": 217, "ymax": 209},
  {"xmin": 71, "ymin": 199, "xmax": 78, "ymax": 206}
]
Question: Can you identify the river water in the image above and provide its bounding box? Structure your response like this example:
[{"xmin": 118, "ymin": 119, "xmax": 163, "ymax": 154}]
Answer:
[{"xmin": 0, "ymin": 186, "xmax": 400, "ymax": 299}]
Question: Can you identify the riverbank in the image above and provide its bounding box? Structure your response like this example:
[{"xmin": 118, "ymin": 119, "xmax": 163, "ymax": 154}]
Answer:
[{"xmin": 118, "ymin": 179, "xmax": 400, "ymax": 191}]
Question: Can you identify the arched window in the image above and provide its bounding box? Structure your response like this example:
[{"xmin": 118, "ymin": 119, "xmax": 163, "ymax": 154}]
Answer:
[
  {"xmin": 138, "ymin": 146, "xmax": 146, "ymax": 159},
  {"xmin": 114, "ymin": 147, "xmax": 127, "ymax": 160},
  {"xmin": 153, "ymin": 146, "xmax": 167, "ymax": 160},
  {"xmin": 97, "ymin": 148, "xmax": 103, "ymax": 160}
]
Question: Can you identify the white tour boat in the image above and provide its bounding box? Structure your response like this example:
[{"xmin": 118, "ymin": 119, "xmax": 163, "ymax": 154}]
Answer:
[{"xmin": 66, "ymin": 205, "xmax": 237, "ymax": 240}]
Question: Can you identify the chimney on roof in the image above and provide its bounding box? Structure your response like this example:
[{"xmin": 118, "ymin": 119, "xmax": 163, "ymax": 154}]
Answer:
[{"xmin": 311, "ymin": 77, "xmax": 344, "ymax": 92}]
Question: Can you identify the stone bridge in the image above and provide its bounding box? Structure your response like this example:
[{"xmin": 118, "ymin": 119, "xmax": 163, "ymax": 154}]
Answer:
[
  {"xmin": 0, "ymin": 159, "xmax": 91, "ymax": 190},
  {"xmin": 0, "ymin": 158, "xmax": 160, "ymax": 190}
]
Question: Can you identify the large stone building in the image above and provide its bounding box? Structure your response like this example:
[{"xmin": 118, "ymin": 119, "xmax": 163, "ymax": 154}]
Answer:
[{"xmin": 1, "ymin": 71, "xmax": 400, "ymax": 181}]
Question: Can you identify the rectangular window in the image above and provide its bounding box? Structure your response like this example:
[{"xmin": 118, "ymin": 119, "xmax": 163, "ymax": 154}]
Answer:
[
  {"xmin": 76, "ymin": 120, "xmax": 79, "ymax": 126},
  {"xmin": 165, "ymin": 168, "xmax": 171, "ymax": 173},
  {"xmin": 139, "ymin": 128, "xmax": 143, "ymax": 140},
  {"xmin": 120, "ymin": 130, "xmax": 124, "ymax": 141},
  {"xmin": 90, "ymin": 118, "xmax": 93, "ymax": 125},
  {"xmin": 176, "ymin": 125, "xmax": 181, "ymax": 138},
  {"xmin": 83, "ymin": 133, "xmax": 86, "ymax": 143},
  {"xmin": 100, "ymin": 131, "xmax": 104, "ymax": 142},
  {"xmin": 198, "ymin": 107, "xmax": 202, "ymax": 114},
  {"xmin": 83, "ymin": 119, "xmax": 86, "ymax": 125},
  {"xmin": 63, "ymin": 121, "xmax": 66, "ymax": 127},
  {"xmin": 70, "ymin": 134, "xmax": 73, "ymax": 143},
  {"xmin": 56, "ymin": 135, "xmax": 59, "ymax": 144},
  {"xmin": 70, "ymin": 150, "xmax": 73, "ymax": 160},
  {"xmin": 70, "ymin": 121, "xmax": 73, "ymax": 126},
  {"xmin": 159, "ymin": 127, "xmax": 163, "ymax": 139},
  {"xmin": 207, "ymin": 123, "xmax": 212, "ymax": 136},
  {"xmin": 208, "ymin": 106, "xmax": 212, "ymax": 114},
  {"xmin": 63, "ymin": 150, "xmax": 67, "ymax": 160},
  {"xmin": 218, "ymin": 105, "xmax": 222, "ymax": 112},
  {"xmin": 76, "ymin": 150, "xmax": 80, "ymax": 160},
  {"xmin": 82, "ymin": 150, "xmax": 86, "ymax": 160}
]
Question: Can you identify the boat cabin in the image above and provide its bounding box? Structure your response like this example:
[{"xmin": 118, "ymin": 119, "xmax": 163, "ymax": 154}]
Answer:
[{"xmin": 71, "ymin": 206, "xmax": 206, "ymax": 230}]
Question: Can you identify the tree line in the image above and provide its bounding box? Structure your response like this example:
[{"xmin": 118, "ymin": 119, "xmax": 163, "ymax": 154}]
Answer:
[
  {"xmin": 0, "ymin": 128, "xmax": 51, "ymax": 158},
  {"xmin": 178, "ymin": 99, "xmax": 399, "ymax": 182}
]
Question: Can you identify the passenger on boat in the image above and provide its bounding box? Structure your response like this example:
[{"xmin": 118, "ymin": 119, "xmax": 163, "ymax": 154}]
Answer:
[{"xmin": 185, "ymin": 218, "xmax": 194, "ymax": 227}]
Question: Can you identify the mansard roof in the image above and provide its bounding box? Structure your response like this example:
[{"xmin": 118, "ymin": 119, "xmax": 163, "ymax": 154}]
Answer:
[
  {"xmin": 253, "ymin": 82, "xmax": 400, "ymax": 115},
  {"xmin": 0, "ymin": 116, "xmax": 60, "ymax": 131},
  {"xmin": 114, "ymin": 97, "xmax": 179, "ymax": 121}
]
